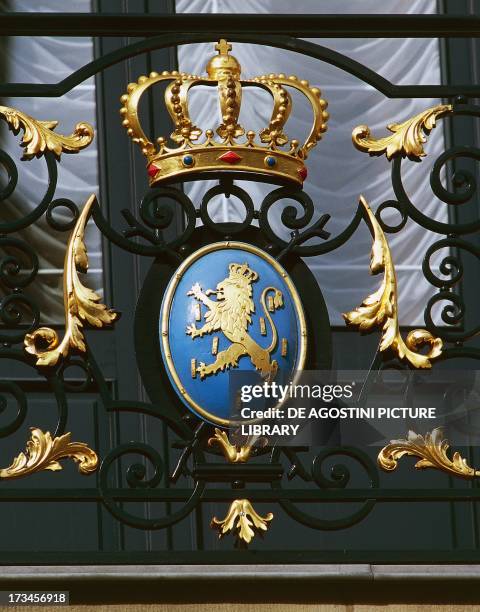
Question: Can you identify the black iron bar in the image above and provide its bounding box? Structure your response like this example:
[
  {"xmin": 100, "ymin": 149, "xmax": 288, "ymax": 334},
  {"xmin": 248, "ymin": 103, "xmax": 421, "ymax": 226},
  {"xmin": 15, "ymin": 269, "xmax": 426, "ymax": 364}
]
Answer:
[
  {"xmin": 3, "ymin": 488, "xmax": 480, "ymax": 502},
  {"xmin": 0, "ymin": 14, "xmax": 479, "ymax": 38}
]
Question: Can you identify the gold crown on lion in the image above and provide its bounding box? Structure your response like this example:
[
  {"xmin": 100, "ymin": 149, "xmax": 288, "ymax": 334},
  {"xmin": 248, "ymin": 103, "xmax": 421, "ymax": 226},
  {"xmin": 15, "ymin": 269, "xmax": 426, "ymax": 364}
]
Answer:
[
  {"xmin": 120, "ymin": 39, "xmax": 329, "ymax": 186},
  {"xmin": 228, "ymin": 262, "xmax": 258, "ymax": 283}
]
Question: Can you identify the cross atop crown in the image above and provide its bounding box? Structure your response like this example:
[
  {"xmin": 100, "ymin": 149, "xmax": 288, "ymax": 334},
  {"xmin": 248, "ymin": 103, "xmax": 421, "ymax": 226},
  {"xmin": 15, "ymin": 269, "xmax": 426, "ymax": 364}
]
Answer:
[{"xmin": 215, "ymin": 39, "xmax": 232, "ymax": 56}]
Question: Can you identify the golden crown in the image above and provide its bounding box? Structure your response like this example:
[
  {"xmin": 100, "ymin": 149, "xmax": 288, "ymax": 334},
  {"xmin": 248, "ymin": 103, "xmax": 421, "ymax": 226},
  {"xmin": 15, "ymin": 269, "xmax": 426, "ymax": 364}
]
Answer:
[
  {"xmin": 229, "ymin": 262, "xmax": 258, "ymax": 283},
  {"xmin": 120, "ymin": 40, "xmax": 329, "ymax": 186}
]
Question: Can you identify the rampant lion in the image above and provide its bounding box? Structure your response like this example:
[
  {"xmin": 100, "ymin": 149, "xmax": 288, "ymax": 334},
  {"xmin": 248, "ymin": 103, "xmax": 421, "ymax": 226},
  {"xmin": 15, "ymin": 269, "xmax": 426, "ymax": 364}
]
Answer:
[{"xmin": 186, "ymin": 262, "xmax": 283, "ymax": 381}]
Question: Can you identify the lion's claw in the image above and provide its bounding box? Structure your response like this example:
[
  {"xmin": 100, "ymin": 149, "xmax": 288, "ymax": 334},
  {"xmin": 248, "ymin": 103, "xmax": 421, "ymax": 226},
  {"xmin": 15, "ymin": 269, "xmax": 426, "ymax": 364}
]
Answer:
[
  {"xmin": 187, "ymin": 282, "xmax": 202, "ymax": 299},
  {"xmin": 186, "ymin": 324, "xmax": 197, "ymax": 336}
]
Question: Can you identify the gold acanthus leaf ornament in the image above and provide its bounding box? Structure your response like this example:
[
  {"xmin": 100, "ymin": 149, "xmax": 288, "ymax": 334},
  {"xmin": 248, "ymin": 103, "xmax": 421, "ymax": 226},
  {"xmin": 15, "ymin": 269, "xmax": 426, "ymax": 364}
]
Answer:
[
  {"xmin": 208, "ymin": 428, "xmax": 253, "ymax": 463},
  {"xmin": 24, "ymin": 194, "xmax": 118, "ymax": 366},
  {"xmin": 207, "ymin": 430, "xmax": 273, "ymax": 544},
  {"xmin": 378, "ymin": 428, "xmax": 480, "ymax": 478},
  {"xmin": 343, "ymin": 196, "xmax": 443, "ymax": 369},
  {"xmin": 352, "ymin": 103, "xmax": 453, "ymax": 161},
  {"xmin": 211, "ymin": 499, "xmax": 273, "ymax": 544},
  {"xmin": 0, "ymin": 104, "xmax": 94, "ymax": 160},
  {"xmin": 0, "ymin": 428, "xmax": 98, "ymax": 479}
]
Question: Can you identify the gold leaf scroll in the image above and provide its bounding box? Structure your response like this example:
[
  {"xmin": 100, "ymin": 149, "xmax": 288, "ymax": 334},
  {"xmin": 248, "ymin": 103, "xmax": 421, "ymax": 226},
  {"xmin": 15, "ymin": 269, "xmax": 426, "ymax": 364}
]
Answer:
[
  {"xmin": 343, "ymin": 196, "xmax": 443, "ymax": 369},
  {"xmin": 0, "ymin": 428, "xmax": 98, "ymax": 479},
  {"xmin": 211, "ymin": 499, "xmax": 273, "ymax": 544},
  {"xmin": 352, "ymin": 103, "xmax": 452, "ymax": 161},
  {"xmin": 25, "ymin": 194, "xmax": 118, "ymax": 366},
  {"xmin": 0, "ymin": 104, "xmax": 93, "ymax": 160},
  {"xmin": 378, "ymin": 427, "xmax": 480, "ymax": 478}
]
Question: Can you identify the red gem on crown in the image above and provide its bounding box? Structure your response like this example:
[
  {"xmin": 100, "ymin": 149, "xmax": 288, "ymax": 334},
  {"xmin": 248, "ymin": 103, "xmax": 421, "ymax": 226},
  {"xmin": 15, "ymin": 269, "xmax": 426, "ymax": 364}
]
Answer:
[
  {"xmin": 298, "ymin": 166, "xmax": 308, "ymax": 181},
  {"xmin": 218, "ymin": 151, "xmax": 242, "ymax": 164},
  {"xmin": 147, "ymin": 164, "xmax": 160, "ymax": 178}
]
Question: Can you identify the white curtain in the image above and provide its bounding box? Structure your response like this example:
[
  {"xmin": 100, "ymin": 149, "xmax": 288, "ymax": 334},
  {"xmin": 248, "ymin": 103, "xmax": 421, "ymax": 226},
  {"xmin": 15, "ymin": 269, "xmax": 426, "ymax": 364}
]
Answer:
[
  {"xmin": 176, "ymin": 0, "xmax": 445, "ymax": 326},
  {"xmin": 0, "ymin": 0, "xmax": 100, "ymax": 323}
]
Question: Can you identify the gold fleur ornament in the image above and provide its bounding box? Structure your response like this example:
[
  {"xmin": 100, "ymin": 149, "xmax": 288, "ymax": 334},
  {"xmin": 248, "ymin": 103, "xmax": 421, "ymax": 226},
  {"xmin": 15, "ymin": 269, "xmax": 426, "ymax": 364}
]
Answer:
[
  {"xmin": 343, "ymin": 196, "xmax": 443, "ymax": 369},
  {"xmin": 211, "ymin": 499, "xmax": 273, "ymax": 544},
  {"xmin": 25, "ymin": 194, "xmax": 118, "ymax": 366}
]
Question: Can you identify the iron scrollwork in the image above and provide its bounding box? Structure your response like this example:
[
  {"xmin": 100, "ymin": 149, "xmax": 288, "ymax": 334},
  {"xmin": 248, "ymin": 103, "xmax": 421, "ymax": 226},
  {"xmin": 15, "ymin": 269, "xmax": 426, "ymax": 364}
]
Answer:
[
  {"xmin": 0, "ymin": 106, "xmax": 99, "ymax": 486},
  {"xmin": 0, "ymin": 26, "xmax": 480, "ymax": 559},
  {"xmin": 6, "ymin": 100, "xmax": 477, "ymax": 544},
  {"xmin": 270, "ymin": 446, "xmax": 380, "ymax": 531},
  {"xmin": 353, "ymin": 102, "xmax": 480, "ymax": 476}
]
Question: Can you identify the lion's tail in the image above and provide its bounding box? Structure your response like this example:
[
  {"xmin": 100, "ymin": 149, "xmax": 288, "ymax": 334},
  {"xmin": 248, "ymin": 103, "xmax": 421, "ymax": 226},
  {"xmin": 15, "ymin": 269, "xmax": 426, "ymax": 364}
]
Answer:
[{"xmin": 261, "ymin": 286, "xmax": 284, "ymax": 353}]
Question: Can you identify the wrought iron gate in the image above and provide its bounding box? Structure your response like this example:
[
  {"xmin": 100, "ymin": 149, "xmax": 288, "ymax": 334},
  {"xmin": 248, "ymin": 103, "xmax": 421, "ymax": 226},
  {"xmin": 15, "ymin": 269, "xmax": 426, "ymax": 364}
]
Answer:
[{"xmin": 0, "ymin": 8, "xmax": 479, "ymax": 564}]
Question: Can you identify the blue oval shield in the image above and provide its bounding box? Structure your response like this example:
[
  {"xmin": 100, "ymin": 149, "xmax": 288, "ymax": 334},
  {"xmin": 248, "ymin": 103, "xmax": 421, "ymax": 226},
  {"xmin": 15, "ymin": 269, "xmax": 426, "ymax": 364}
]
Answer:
[{"xmin": 160, "ymin": 241, "xmax": 307, "ymax": 425}]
